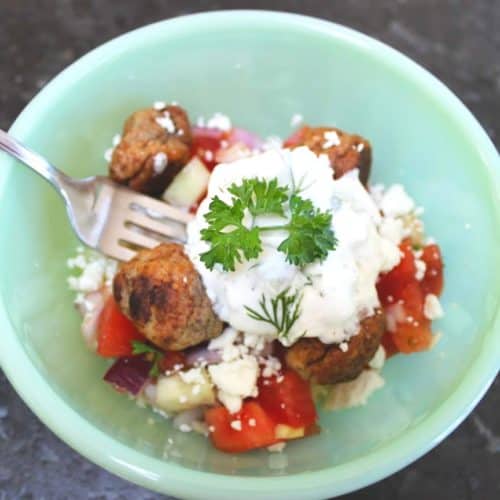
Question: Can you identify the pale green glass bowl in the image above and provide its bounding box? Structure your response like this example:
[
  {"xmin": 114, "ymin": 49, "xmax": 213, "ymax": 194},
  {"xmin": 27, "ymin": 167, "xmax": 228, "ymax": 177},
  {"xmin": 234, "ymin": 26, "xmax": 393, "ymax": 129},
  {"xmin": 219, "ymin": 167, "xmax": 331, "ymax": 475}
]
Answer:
[{"xmin": 0, "ymin": 11, "xmax": 499, "ymax": 499}]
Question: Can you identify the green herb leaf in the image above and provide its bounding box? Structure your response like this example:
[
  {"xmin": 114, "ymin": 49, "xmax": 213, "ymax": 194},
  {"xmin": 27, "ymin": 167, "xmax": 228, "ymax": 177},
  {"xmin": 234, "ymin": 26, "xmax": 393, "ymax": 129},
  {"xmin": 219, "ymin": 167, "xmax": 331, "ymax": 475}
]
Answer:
[
  {"xmin": 278, "ymin": 194, "xmax": 337, "ymax": 266},
  {"xmin": 244, "ymin": 288, "xmax": 303, "ymax": 338},
  {"xmin": 131, "ymin": 341, "xmax": 160, "ymax": 356},
  {"xmin": 200, "ymin": 195, "xmax": 262, "ymax": 272},
  {"xmin": 228, "ymin": 177, "xmax": 288, "ymax": 216},
  {"xmin": 131, "ymin": 341, "xmax": 163, "ymax": 378},
  {"xmin": 200, "ymin": 177, "xmax": 337, "ymax": 271}
]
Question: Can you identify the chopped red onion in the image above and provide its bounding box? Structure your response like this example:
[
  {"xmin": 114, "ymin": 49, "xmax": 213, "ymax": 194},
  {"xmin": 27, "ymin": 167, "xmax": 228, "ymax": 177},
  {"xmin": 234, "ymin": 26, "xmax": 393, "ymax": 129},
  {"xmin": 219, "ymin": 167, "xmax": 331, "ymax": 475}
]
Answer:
[
  {"xmin": 215, "ymin": 142, "xmax": 252, "ymax": 164},
  {"xmin": 103, "ymin": 356, "xmax": 151, "ymax": 395},
  {"xmin": 184, "ymin": 345, "xmax": 223, "ymax": 367},
  {"xmin": 227, "ymin": 127, "xmax": 263, "ymax": 149}
]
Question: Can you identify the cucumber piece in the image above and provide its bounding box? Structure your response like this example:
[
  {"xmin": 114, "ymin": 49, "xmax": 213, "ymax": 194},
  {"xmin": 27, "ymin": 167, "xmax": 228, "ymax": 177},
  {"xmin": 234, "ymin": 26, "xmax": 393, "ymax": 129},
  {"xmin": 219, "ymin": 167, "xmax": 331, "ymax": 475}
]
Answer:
[
  {"xmin": 162, "ymin": 156, "xmax": 210, "ymax": 208},
  {"xmin": 155, "ymin": 368, "xmax": 215, "ymax": 413}
]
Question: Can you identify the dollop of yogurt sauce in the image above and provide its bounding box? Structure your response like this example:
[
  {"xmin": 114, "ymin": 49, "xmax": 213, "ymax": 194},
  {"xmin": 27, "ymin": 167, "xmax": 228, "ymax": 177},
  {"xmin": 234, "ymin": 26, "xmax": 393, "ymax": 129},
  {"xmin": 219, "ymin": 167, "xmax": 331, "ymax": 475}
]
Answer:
[{"xmin": 185, "ymin": 147, "xmax": 400, "ymax": 346}]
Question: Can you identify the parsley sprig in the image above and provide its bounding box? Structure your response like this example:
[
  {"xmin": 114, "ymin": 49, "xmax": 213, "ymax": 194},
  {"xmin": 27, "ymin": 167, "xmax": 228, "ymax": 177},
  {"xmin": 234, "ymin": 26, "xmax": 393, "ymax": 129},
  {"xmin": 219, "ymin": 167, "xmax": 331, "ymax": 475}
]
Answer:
[
  {"xmin": 200, "ymin": 178, "xmax": 337, "ymax": 271},
  {"xmin": 244, "ymin": 288, "xmax": 303, "ymax": 339}
]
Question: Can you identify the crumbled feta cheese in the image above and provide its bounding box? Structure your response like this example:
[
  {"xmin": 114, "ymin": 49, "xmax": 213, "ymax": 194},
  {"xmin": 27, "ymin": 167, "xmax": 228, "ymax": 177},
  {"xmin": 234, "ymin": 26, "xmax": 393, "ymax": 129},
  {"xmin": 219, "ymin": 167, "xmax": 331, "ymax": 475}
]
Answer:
[
  {"xmin": 156, "ymin": 111, "xmax": 176, "ymax": 133},
  {"xmin": 153, "ymin": 101, "xmax": 166, "ymax": 110},
  {"xmin": 179, "ymin": 368, "xmax": 206, "ymax": 385},
  {"xmin": 67, "ymin": 251, "xmax": 117, "ymax": 293},
  {"xmin": 248, "ymin": 418, "xmax": 256, "ymax": 427},
  {"xmin": 260, "ymin": 356, "xmax": 282, "ymax": 378},
  {"xmin": 415, "ymin": 258, "xmax": 427, "ymax": 281},
  {"xmin": 204, "ymin": 112, "xmax": 232, "ymax": 131},
  {"xmin": 208, "ymin": 356, "xmax": 259, "ymax": 413},
  {"xmin": 290, "ymin": 113, "xmax": 303, "ymax": 127},
  {"xmin": 339, "ymin": 342, "xmax": 349, "ymax": 352},
  {"xmin": 230, "ymin": 420, "xmax": 242, "ymax": 431},
  {"xmin": 424, "ymin": 294, "xmax": 444, "ymax": 320},
  {"xmin": 104, "ymin": 148, "xmax": 113, "ymax": 162},
  {"xmin": 379, "ymin": 216, "xmax": 405, "ymax": 244},
  {"xmin": 153, "ymin": 152, "xmax": 168, "ymax": 174},
  {"xmin": 378, "ymin": 184, "xmax": 415, "ymax": 217},
  {"xmin": 323, "ymin": 130, "xmax": 340, "ymax": 148},
  {"xmin": 261, "ymin": 136, "xmax": 283, "ymax": 151}
]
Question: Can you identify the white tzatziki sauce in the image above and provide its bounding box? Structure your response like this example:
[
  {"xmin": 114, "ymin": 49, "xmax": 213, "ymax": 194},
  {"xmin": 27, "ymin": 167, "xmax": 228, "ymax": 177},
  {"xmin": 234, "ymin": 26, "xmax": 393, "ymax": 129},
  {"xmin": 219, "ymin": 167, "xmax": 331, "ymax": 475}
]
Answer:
[{"xmin": 185, "ymin": 147, "xmax": 400, "ymax": 346}]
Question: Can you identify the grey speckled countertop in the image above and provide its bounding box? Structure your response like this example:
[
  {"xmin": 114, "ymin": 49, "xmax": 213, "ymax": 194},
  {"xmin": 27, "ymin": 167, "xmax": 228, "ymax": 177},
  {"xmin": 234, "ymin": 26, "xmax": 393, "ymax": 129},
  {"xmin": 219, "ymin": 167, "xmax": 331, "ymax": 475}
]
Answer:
[{"xmin": 0, "ymin": 1, "xmax": 499, "ymax": 499}]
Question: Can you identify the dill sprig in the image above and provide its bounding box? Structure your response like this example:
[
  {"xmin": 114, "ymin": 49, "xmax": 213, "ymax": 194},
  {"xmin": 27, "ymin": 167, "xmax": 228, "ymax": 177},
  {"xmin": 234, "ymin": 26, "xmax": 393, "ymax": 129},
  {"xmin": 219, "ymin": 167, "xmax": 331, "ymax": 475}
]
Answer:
[{"xmin": 244, "ymin": 288, "xmax": 303, "ymax": 338}]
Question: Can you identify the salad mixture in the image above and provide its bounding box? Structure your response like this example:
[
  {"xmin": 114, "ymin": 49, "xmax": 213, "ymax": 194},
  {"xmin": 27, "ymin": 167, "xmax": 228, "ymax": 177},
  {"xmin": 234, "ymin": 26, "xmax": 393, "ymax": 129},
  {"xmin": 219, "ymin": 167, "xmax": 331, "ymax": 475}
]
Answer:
[{"xmin": 68, "ymin": 103, "xmax": 444, "ymax": 454}]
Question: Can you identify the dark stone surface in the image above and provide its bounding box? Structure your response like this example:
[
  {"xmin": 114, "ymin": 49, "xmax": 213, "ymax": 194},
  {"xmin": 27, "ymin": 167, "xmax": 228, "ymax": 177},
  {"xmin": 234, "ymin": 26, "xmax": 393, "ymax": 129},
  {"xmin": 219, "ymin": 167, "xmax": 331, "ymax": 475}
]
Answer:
[{"xmin": 0, "ymin": 1, "xmax": 498, "ymax": 499}]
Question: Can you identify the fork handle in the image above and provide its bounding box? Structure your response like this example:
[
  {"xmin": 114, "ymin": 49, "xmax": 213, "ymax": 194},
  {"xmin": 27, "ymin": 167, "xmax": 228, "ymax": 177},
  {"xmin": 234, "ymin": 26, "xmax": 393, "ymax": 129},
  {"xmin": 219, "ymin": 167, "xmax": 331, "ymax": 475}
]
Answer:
[{"xmin": 0, "ymin": 128, "xmax": 69, "ymax": 191}]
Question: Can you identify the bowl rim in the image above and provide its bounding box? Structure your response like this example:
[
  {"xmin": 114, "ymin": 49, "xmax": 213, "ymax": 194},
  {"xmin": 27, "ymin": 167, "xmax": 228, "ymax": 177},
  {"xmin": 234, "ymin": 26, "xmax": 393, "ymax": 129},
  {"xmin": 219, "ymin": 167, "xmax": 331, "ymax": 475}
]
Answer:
[{"xmin": 0, "ymin": 10, "xmax": 499, "ymax": 499}]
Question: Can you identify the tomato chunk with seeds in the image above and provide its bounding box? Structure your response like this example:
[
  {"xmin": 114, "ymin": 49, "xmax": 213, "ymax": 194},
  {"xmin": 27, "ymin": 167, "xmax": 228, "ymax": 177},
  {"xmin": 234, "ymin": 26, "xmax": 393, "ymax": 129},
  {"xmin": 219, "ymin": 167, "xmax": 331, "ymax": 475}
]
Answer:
[
  {"xmin": 205, "ymin": 402, "xmax": 279, "ymax": 453},
  {"xmin": 377, "ymin": 239, "xmax": 416, "ymax": 305},
  {"xmin": 97, "ymin": 297, "xmax": 145, "ymax": 357},
  {"xmin": 192, "ymin": 126, "xmax": 227, "ymax": 171},
  {"xmin": 391, "ymin": 319, "xmax": 433, "ymax": 353},
  {"xmin": 257, "ymin": 370, "xmax": 317, "ymax": 428},
  {"xmin": 159, "ymin": 351, "xmax": 186, "ymax": 372},
  {"xmin": 420, "ymin": 243, "xmax": 444, "ymax": 296},
  {"xmin": 398, "ymin": 281, "xmax": 425, "ymax": 319}
]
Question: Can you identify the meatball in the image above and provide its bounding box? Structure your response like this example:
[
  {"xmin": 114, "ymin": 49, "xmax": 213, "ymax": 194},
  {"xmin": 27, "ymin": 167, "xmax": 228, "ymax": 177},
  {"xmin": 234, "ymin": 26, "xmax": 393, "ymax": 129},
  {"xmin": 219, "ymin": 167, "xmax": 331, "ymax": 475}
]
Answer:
[
  {"xmin": 109, "ymin": 105, "xmax": 193, "ymax": 196},
  {"xmin": 113, "ymin": 243, "xmax": 223, "ymax": 351},
  {"xmin": 284, "ymin": 309, "xmax": 385, "ymax": 385},
  {"xmin": 289, "ymin": 126, "xmax": 372, "ymax": 185}
]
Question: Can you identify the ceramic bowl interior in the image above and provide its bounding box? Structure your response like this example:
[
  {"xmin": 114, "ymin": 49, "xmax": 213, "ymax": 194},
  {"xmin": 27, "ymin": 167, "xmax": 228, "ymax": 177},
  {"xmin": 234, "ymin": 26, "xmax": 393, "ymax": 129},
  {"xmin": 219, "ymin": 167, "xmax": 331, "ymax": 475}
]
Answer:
[{"xmin": 0, "ymin": 11, "xmax": 499, "ymax": 500}]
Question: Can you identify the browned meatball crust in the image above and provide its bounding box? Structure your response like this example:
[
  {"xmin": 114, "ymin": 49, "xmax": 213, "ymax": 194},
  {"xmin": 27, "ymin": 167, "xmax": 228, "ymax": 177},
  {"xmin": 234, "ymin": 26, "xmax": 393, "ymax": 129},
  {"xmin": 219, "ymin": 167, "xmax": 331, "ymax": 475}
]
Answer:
[
  {"xmin": 290, "ymin": 126, "xmax": 372, "ymax": 186},
  {"xmin": 113, "ymin": 243, "xmax": 223, "ymax": 351},
  {"xmin": 284, "ymin": 309, "xmax": 385, "ymax": 385},
  {"xmin": 109, "ymin": 105, "xmax": 193, "ymax": 196}
]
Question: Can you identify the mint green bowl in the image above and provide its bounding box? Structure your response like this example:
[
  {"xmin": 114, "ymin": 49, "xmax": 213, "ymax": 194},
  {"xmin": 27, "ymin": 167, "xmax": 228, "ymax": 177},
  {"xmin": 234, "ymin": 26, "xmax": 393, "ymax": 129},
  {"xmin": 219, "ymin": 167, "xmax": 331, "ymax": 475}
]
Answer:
[{"xmin": 0, "ymin": 11, "xmax": 499, "ymax": 499}]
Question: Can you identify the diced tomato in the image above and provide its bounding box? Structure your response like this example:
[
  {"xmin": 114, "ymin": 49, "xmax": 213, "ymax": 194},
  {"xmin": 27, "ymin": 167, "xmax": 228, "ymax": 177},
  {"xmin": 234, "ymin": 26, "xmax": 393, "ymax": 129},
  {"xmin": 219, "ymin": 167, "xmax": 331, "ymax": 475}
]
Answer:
[
  {"xmin": 97, "ymin": 297, "xmax": 145, "ymax": 357},
  {"xmin": 159, "ymin": 351, "xmax": 186, "ymax": 372},
  {"xmin": 205, "ymin": 401, "xmax": 279, "ymax": 453},
  {"xmin": 377, "ymin": 240, "xmax": 444, "ymax": 356},
  {"xmin": 283, "ymin": 126, "xmax": 306, "ymax": 148},
  {"xmin": 377, "ymin": 239, "xmax": 416, "ymax": 305},
  {"xmin": 398, "ymin": 281, "xmax": 425, "ymax": 319},
  {"xmin": 257, "ymin": 370, "xmax": 317, "ymax": 428},
  {"xmin": 420, "ymin": 243, "xmax": 444, "ymax": 296},
  {"xmin": 391, "ymin": 318, "xmax": 433, "ymax": 353},
  {"xmin": 192, "ymin": 126, "xmax": 227, "ymax": 171}
]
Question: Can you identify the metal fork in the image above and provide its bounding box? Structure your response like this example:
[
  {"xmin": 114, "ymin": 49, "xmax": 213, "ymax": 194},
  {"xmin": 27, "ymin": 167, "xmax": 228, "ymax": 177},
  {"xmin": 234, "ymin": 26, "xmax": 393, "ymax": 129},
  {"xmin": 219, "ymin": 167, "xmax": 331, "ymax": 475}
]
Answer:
[{"xmin": 0, "ymin": 129, "xmax": 193, "ymax": 261}]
